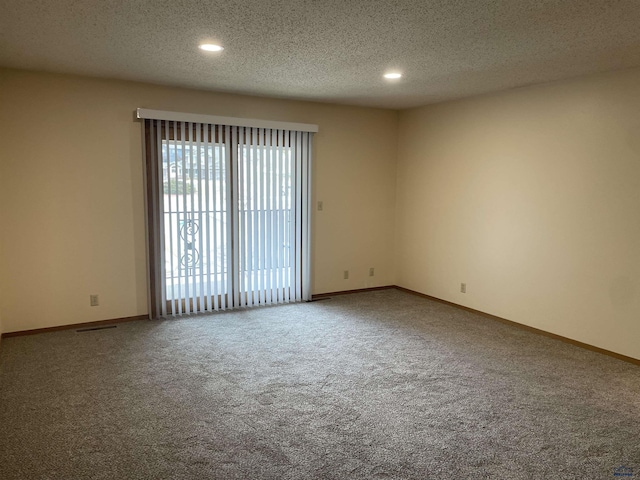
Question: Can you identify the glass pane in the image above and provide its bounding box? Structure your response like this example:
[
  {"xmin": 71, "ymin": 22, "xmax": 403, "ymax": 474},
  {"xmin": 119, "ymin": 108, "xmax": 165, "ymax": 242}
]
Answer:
[{"xmin": 162, "ymin": 140, "xmax": 228, "ymax": 301}]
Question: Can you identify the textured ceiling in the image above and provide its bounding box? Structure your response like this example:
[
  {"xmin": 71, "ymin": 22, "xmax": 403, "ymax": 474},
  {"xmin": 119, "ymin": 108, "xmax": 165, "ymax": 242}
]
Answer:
[{"xmin": 1, "ymin": 0, "xmax": 640, "ymax": 109}]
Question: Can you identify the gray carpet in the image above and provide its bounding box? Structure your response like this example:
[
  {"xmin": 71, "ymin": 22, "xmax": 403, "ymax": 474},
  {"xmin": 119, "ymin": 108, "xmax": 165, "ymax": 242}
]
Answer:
[{"xmin": 1, "ymin": 289, "xmax": 639, "ymax": 479}]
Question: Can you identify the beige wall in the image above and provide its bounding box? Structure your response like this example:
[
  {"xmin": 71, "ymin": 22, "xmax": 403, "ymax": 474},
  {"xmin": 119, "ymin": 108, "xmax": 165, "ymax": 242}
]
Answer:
[
  {"xmin": 3, "ymin": 65, "xmax": 639, "ymax": 361},
  {"xmin": 0, "ymin": 68, "xmax": 398, "ymax": 333},
  {"xmin": 0, "ymin": 153, "xmax": 3, "ymax": 340},
  {"xmin": 397, "ymin": 67, "xmax": 640, "ymax": 360}
]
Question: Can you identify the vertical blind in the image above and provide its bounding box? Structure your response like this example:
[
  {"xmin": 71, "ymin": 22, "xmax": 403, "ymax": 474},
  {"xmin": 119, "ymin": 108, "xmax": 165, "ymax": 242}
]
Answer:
[{"xmin": 142, "ymin": 113, "xmax": 314, "ymax": 318}]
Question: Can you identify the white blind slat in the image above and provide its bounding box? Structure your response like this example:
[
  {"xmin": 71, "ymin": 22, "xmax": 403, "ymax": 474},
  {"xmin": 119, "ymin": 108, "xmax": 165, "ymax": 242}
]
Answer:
[
  {"xmin": 294, "ymin": 131, "xmax": 303, "ymax": 300},
  {"xmin": 195, "ymin": 124, "xmax": 205, "ymax": 313},
  {"xmin": 302, "ymin": 132, "xmax": 312, "ymax": 301},
  {"xmin": 225, "ymin": 125, "xmax": 233, "ymax": 309},
  {"xmin": 265, "ymin": 129, "xmax": 273, "ymax": 305},
  {"xmin": 204, "ymin": 126, "xmax": 211, "ymax": 311},
  {"xmin": 231, "ymin": 126, "xmax": 241, "ymax": 308},
  {"xmin": 246, "ymin": 129, "xmax": 254, "ymax": 305},
  {"xmin": 165, "ymin": 122, "xmax": 175, "ymax": 315}
]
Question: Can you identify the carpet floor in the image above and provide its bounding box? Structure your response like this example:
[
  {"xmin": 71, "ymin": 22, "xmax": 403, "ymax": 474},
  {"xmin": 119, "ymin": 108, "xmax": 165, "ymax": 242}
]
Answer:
[{"xmin": 1, "ymin": 289, "xmax": 639, "ymax": 479}]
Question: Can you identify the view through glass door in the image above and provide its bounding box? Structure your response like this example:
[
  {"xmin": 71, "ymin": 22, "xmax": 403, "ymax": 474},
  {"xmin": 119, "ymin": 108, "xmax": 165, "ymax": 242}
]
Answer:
[{"xmin": 162, "ymin": 138, "xmax": 230, "ymax": 312}]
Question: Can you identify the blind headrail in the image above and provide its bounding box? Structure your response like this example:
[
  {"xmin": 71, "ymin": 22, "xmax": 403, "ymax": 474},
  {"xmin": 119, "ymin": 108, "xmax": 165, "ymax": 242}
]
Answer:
[{"xmin": 136, "ymin": 108, "xmax": 319, "ymax": 133}]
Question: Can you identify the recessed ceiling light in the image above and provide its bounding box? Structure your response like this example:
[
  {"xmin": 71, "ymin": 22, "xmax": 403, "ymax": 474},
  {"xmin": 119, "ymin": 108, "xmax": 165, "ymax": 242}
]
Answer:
[
  {"xmin": 384, "ymin": 72, "xmax": 402, "ymax": 79},
  {"xmin": 199, "ymin": 44, "xmax": 224, "ymax": 52}
]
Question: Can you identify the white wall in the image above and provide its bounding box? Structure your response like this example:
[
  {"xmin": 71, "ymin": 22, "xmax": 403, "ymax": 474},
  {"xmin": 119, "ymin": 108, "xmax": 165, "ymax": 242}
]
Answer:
[
  {"xmin": 0, "ymin": 68, "xmax": 397, "ymax": 333},
  {"xmin": 396, "ymin": 67, "xmax": 640, "ymax": 360}
]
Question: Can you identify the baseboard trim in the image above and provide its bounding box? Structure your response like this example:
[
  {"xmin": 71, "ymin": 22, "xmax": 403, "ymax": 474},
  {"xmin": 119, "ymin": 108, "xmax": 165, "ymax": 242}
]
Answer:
[
  {"xmin": 394, "ymin": 286, "xmax": 640, "ymax": 367},
  {"xmin": 4, "ymin": 287, "xmax": 637, "ymax": 366},
  {"xmin": 1, "ymin": 315, "xmax": 149, "ymax": 338},
  {"xmin": 311, "ymin": 285, "xmax": 395, "ymax": 300}
]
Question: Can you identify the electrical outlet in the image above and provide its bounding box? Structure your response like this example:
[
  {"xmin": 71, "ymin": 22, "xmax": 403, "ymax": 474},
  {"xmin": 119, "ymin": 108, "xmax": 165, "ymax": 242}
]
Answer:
[
  {"xmin": 90, "ymin": 294, "xmax": 99, "ymax": 306},
  {"xmin": 369, "ymin": 267, "xmax": 375, "ymax": 277},
  {"xmin": 343, "ymin": 270, "xmax": 349, "ymax": 280},
  {"xmin": 460, "ymin": 283, "xmax": 466, "ymax": 293},
  {"xmin": 317, "ymin": 201, "xmax": 323, "ymax": 211}
]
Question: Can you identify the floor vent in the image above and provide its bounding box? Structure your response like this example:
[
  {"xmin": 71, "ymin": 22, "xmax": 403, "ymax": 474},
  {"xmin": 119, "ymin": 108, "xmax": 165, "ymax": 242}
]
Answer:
[{"xmin": 76, "ymin": 325, "xmax": 117, "ymax": 333}]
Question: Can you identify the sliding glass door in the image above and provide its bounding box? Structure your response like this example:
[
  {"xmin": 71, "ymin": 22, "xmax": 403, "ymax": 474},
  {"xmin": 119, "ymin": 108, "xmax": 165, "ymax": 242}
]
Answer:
[{"xmin": 143, "ymin": 119, "xmax": 312, "ymax": 318}]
